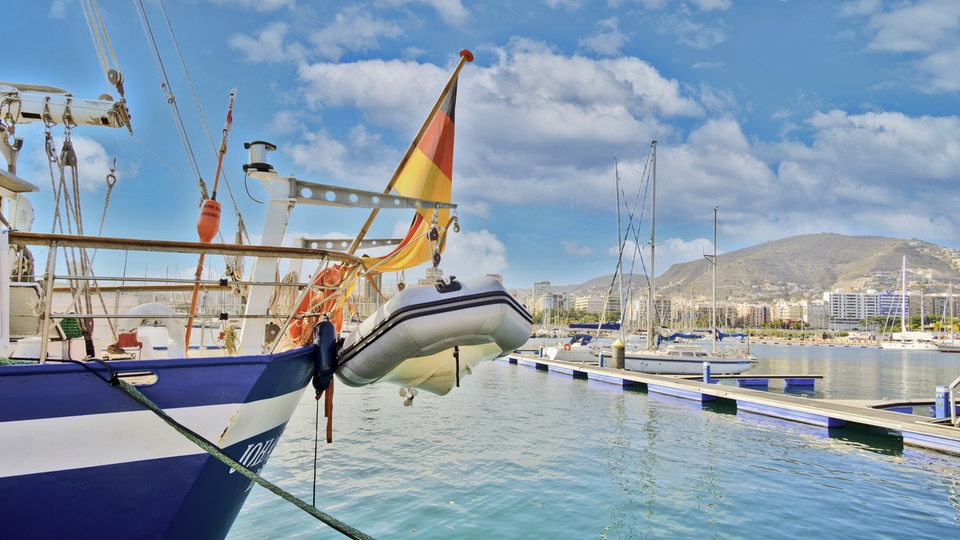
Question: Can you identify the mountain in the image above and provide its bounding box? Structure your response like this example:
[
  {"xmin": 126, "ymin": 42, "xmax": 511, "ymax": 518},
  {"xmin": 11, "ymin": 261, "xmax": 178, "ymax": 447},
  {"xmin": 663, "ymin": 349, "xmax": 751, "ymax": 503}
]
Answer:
[{"xmin": 564, "ymin": 233, "xmax": 960, "ymax": 302}]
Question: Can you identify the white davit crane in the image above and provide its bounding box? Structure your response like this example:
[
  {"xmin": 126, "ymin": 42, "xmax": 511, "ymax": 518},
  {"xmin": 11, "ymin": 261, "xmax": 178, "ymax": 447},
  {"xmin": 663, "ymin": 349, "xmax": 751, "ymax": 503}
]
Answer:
[{"xmin": 0, "ymin": 81, "xmax": 131, "ymax": 131}]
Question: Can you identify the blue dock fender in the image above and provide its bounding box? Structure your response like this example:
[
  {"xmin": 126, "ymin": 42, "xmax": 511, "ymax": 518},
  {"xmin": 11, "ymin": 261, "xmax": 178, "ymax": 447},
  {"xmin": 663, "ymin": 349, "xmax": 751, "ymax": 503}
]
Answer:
[{"xmin": 312, "ymin": 320, "xmax": 338, "ymax": 395}]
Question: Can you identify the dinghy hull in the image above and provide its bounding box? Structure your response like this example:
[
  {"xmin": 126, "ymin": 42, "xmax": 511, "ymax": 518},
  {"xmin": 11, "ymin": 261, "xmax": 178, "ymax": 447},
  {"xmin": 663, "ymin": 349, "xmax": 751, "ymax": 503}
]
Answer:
[{"xmin": 336, "ymin": 276, "xmax": 532, "ymax": 394}]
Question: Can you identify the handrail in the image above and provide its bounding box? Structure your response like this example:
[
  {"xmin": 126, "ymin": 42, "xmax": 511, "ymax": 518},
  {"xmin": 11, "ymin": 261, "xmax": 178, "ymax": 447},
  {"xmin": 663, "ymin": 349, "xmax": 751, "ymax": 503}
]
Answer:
[
  {"xmin": 949, "ymin": 374, "xmax": 960, "ymax": 427},
  {"xmin": 7, "ymin": 231, "xmax": 361, "ymax": 263},
  {"xmin": 10, "ymin": 230, "xmax": 359, "ymax": 363},
  {"xmin": 50, "ymin": 275, "xmax": 308, "ymax": 287},
  {"xmin": 49, "ymin": 313, "xmax": 320, "ymax": 320}
]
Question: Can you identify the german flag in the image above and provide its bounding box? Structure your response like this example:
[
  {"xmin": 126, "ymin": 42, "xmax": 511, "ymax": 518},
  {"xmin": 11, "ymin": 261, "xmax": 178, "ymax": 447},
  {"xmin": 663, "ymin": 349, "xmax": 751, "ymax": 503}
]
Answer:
[{"xmin": 363, "ymin": 50, "xmax": 472, "ymax": 273}]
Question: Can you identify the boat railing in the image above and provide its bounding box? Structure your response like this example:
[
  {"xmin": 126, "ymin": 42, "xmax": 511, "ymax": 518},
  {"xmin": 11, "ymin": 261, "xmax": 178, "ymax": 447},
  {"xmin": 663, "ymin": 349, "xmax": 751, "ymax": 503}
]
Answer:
[
  {"xmin": 6, "ymin": 230, "xmax": 361, "ymax": 361},
  {"xmin": 52, "ymin": 275, "xmax": 310, "ymax": 288}
]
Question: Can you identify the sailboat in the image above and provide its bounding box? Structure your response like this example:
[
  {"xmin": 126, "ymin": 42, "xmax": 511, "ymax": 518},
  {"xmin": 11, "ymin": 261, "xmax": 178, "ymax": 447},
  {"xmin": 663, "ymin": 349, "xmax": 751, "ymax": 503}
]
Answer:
[
  {"xmin": 879, "ymin": 256, "xmax": 937, "ymax": 350},
  {"xmin": 622, "ymin": 141, "xmax": 756, "ymax": 376},
  {"xmin": 0, "ymin": 4, "xmax": 529, "ymax": 538},
  {"xmin": 540, "ymin": 158, "xmax": 629, "ymax": 363},
  {"xmin": 934, "ymin": 285, "xmax": 960, "ymax": 353}
]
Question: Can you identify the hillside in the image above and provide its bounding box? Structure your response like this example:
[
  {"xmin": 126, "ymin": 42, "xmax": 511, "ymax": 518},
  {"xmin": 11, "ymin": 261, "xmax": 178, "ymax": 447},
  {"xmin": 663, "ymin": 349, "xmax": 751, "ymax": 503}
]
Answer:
[{"xmin": 561, "ymin": 233, "xmax": 960, "ymax": 302}]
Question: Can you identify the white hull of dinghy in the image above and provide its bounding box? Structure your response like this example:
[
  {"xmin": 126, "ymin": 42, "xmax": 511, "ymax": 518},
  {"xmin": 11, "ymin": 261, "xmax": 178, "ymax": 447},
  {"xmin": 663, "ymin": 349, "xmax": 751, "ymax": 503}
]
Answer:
[{"xmin": 335, "ymin": 276, "xmax": 532, "ymax": 394}]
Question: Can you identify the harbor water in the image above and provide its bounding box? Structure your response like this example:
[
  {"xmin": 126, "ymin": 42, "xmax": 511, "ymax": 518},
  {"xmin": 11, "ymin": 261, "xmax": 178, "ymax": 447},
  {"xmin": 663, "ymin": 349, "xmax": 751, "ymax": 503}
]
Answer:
[{"xmin": 228, "ymin": 344, "xmax": 960, "ymax": 538}]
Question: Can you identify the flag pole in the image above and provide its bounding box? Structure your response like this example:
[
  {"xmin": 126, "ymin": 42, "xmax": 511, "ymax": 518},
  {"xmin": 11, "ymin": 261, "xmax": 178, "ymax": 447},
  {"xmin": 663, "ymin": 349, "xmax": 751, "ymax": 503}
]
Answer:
[{"xmin": 348, "ymin": 49, "xmax": 473, "ymax": 256}]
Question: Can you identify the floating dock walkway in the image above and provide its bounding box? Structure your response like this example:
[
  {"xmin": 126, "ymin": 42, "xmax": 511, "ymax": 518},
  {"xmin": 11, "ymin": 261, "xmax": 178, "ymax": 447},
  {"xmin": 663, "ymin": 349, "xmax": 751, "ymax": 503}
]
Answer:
[{"xmin": 501, "ymin": 352, "xmax": 960, "ymax": 456}]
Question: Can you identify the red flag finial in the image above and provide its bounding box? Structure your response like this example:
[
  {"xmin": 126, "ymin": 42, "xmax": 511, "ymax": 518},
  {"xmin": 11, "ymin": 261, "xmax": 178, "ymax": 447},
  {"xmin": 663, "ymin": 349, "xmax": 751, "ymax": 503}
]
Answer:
[{"xmin": 459, "ymin": 49, "xmax": 474, "ymax": 62}]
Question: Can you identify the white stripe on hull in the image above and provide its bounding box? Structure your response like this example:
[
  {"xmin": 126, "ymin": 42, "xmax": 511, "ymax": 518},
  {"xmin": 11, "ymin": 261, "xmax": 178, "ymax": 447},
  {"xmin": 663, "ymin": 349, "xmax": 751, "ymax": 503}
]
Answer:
[
  {"xmin": 0, "ymin": 387, "xmax": 305, "ymax": 477},
  {"xmin": 624, "ymin": 359, "xmax": 752, "ymax": 375}
]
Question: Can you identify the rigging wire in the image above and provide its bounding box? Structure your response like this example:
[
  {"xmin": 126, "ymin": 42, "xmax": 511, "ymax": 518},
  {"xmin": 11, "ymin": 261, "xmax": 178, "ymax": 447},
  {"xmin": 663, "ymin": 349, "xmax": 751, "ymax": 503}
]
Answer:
[
  {"xmin": 155, "ymin": 0, "xmax": 250, "ymax": 247},
  {"xmin": 617, "ymin": 145, "xmax": 661, "ymax": 332},
  {"xmin": 135, "ymin": 0, "xmax": 208, "ymax": 201},
  {"xmin": 65, "ymin": 359, "xmax": 377, "ymax": 540},
  {"xmin": 80, "ymin": 0, "xmax": 126, "ymax": 101}
]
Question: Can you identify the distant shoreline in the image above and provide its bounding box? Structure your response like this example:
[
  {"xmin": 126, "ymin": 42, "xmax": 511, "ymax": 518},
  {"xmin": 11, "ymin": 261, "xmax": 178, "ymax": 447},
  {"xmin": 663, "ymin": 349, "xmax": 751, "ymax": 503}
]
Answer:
[{"xmin": 752, "ymin": 339, "xmax": 879, "ymax": 348}]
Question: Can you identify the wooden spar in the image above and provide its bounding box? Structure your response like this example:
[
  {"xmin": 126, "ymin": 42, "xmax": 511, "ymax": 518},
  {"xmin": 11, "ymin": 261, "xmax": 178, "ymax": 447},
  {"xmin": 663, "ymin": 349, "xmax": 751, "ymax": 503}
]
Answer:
[
  {"xmin": 7, "ymin": 231, "xmax": 360, "ymax": 263},
  {"xmin": 185, "ymin": 91, "xmax": 235, "ymax": 355},
  {"xmin": 347, "ymin": 49, "xmax": 473, "ymax": 256}
]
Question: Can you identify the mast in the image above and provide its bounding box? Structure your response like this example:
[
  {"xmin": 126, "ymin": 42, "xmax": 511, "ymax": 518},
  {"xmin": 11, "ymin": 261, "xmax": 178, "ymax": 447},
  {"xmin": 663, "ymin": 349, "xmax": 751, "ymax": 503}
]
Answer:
[
  {"xmin": 920, "ymin": 287, "xmax": 925, "ymax": 335},
  {"xmin": 646, "ymin": 140, "xmax": 657, "ymax": 351},
  {"xmin": 901, "ymin": 255, "xmax": 907, "ymax": 337},
  {"xmin": 615, "ymin": 159, "xmax": 624, "ymax": 340},
  {"xmin": 952, "ymin": 284, "xmax": 957, "ymax": 345},
  {"xmin": 711, "ymin": 206, "xmax": 718, "ymax": 354}
]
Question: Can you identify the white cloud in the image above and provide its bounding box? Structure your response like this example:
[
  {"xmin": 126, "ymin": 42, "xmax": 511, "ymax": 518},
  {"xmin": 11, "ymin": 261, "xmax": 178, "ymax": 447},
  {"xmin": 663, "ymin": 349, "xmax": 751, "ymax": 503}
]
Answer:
[
  {"xmin": 28, "ymin": 135, "xmax": 121, "ymax": 193},
  {"xmin": 287, "ymin": 41, "xmax": 703, "ymax": 216},
  {"xmin": 210, "ymin": 0, "xmax": 295, "ymax": 12},
  {"xmin": 690, "ymin": 0, "xmax": 731, "ymax": 11},
  {"xmin": 744, "ymin": 109, "xmax": 960, "ymax": 246},
  {"xmin": 657, "ymin": 237, "xmax": 714, "ymax": 274},
  {"xmin": 564, "ymin": 241, "xmax": 595, "ymax": 257},
  {"xmin": 70, "ymin": 136, "xmax": 120, "ymax": 191},
  {"xmin": 918, "ymin": 45, "xmax": 960, "ymax": 93},
  {"xmin": 308, "ymin": 6, "xmax": 404, "ymax": 61},
  {"xmin": 804, "ymin": 110, "xmax": 960, "ymax": 181},
  {"xmin": 229, "ymin": 22, "xmax": 306, "ymax": 63},
  {"xmin": 545, "ymin": 0, "xmax": 583, "ymax": 9},
  {"xmin": 228, "ymin": 6, "xmax": 404, "ymax": 63},
  {"xmin": 579, "ymin": 17, "xmax": 628, "ymax": 56},
  {"xmin": 297, "ymin": 57, "xmax": 449, "ymax": 129},
  {"xmin": 260, "ymin": 23, "xmax": 960, "ymax": 283},
  {"xmin": 616, "ymin": 237, "xmax": 712, "ymax": 277},
  {"xmin": 417, "ymin": 0, "xmax": 469, "ymax": 25},
  {"xmin": 284, "ymin": 129, "xmax": 354, "ymax": 178},
  {"xmin": 438, "ymin": 229, "xmax": 509, "ymax": 278},
  {"xmin": 862, "ymin": 0, "xmax": 960, "ymax": 53},
  {"xmin": 657, "ymin": 12, "xmax": 727, "ymax": 49},
  {"xmin": 378, "ymin": 0, "xmax": 469, "ymax": 25},
  {"xmin": 853, "ymin": 0, "xmax": 960, "ymax": 92},
  {"xmin": 270, "ymin": 110, "xmax": 304, "ymax": 134},
  {"xmin": 49, "ymin": 0, "xmax": 69, "ymax": 18}
]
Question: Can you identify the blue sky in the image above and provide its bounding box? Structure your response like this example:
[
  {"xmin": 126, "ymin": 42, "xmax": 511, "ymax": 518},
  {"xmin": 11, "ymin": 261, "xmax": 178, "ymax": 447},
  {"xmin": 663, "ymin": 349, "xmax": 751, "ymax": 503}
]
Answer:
[{"xmin": 7, "ymin": 1, "xmax": 960, "ymax": 290}]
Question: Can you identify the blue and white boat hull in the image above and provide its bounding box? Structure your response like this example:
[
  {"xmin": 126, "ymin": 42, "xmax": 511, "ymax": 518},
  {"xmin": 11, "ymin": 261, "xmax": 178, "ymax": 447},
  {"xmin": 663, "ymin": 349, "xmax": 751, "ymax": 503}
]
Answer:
[{"xmin": 0, "ymin": 348, "xmax": 316, "ymax": 539}]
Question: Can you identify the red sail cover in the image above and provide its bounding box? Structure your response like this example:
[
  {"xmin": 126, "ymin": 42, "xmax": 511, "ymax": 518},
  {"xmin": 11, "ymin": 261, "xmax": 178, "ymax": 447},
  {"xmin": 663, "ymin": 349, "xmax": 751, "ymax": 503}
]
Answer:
[{"xmin": 364, "ymin": 79, "xmax": 458, "ymax": 273}]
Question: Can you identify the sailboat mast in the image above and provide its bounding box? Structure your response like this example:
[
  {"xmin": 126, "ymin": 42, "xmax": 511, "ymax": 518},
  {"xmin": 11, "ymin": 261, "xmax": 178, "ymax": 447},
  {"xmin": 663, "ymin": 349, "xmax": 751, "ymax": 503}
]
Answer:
[
  {"xmin": 901, "ymin": 255, "xmax": 907, "ymax": 336},
  {"xmin": 712, "ymin": 205, "xmax": 718, "ymax": 354},
  {"xmin": 920, "ymin": 288, "xmax": 925, "ymax": 334},
  {"xmin": 952, "ymin": 284, "xmax": 956, "ymax": 345},
  {"xmin": 647, "ymin": 140, "xmax": 657, "ymax": 351},
  {"xmin": 615, "ymin": 159, "xmax": 625, "ymax": 339}
]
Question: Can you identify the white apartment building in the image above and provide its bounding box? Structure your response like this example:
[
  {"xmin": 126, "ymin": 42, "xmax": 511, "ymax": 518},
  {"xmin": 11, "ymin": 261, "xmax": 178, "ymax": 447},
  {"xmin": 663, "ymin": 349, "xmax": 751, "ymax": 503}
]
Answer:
[
  {"xmin": 826, "ymin": 290, "xmax": 912, "ymax": 330},
  {"xmin": 573, "ymin": 293, "xmax": 621, "ymax": 315}
]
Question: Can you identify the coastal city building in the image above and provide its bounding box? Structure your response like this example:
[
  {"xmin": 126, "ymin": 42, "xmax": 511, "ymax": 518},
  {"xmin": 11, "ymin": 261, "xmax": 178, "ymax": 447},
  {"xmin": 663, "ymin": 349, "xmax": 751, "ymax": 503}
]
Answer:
[{"xmin": 524, "ymin": 280, "xmax": 960, "ymax": 333}]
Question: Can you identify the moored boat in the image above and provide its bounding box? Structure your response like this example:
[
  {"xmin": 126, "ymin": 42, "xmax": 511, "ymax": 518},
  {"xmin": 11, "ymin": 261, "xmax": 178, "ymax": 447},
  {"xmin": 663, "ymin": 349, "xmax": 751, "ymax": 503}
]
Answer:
[
  {"xmin": 879, "ymin": 256, "xmax": 938, "ymax": 351},
  {"xmin": 622, "ymin": 142, "xmax": 756, "ymax": 376},
  {"xmin": 0, "ymin": 349, "xmax": 317, "ymax": 539},
  {"xmin": 0, "ymin": 4, "xmax": 509, "ymax": 537},
  {"xmin": 623, "ymin": 343, "xmax": 756, "ymax": 375}
]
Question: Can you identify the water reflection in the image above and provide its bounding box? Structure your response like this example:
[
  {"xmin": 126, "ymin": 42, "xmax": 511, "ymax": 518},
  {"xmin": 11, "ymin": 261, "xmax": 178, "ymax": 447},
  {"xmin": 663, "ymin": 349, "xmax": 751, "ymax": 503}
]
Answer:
[
  {"xmin": 751, "ymin": 344, "xmax": 956, "ymax": 401},
  {"xmin": 230, "ymin": 355, "xmax": 960, "ymax": 539}
]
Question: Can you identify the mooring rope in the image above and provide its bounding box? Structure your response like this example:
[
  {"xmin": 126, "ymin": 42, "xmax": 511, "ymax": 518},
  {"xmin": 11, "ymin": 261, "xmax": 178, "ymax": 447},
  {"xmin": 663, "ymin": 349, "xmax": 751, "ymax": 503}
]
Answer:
[
  {"xmin": 115, "ymin": 378, "xmax": 375, "ymax": 539},
  {"xmin": 68, "ymin": 359, "xmax": 375, "ymax": 539},
  {"xmin": 313, "ymin": 395, "xmax": 321, "ymax": 507}
]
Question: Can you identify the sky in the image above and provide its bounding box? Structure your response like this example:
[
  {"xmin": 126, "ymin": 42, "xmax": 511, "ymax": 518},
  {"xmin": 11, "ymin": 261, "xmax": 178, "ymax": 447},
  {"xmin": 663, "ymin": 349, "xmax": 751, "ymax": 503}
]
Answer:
[{"xmin": 5, "ymin": 0, "xmax": 960, "ymax": 291}]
